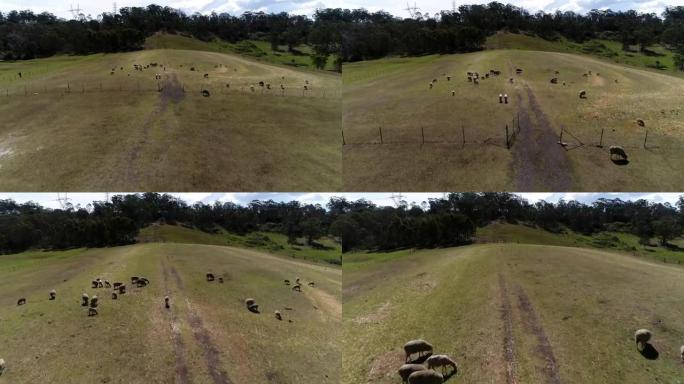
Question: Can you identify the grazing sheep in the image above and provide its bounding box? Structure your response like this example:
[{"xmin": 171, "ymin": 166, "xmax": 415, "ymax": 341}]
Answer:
[
  {"xmin": 609, "ymin": 146, "xmax": 628, "ymax": 161},
  {"xmin": 97, "ymin": 279, "xmax": 104, "ymax": 288},
  {"xmin": 429, "ymin": 83, "xmax": 433, "ymax": 89},
  {"xmin": 296, "ymin": 277, "xmax": 301, "ymax": 284},
  {"xmin": 509, "ymin": 77, "xmax": 513, "ymax": 84},
  {"xmin": 113, "ymin": 282, "xmax": 122, "ymax": 289},
  {"xmin": 499, "ymin": 94, "xmax": 503, "ymax": 103},
  {"xmin": 82, "ymin": 293, "xmax": 89, "ymax": 306},
  {"xmin": 49, "ymin": 289, "xmax": 56, "ymax": 300},
  {"xmin": 266, "ymin": 84, "xmax": 271, "ymax": 89},
  {"xmin": 165, "ymin": 296, "xmax": 170, "ymax": 309},
  {"xmin": 92, "ymin": 280, "xmax": 99, "ymax": 288},
  {"xmin": 504, "ymin": 94, "xmax": 508, "ymax": 104},
  {"xmin": 259, "ymin": 81, "xmax": 265, "ymax": 87},
  {"xmin": 473, "ymin": 78, "xmax": 479, "ymax": 85},
  {"xmin": 245, "ymin": 298, "xmax": 259, "ymax": 312},
  {"xmin": 111, "ymin": 292, "xmax": 118, "ymax": 300},
  {"xmin": 203, "ymin": 73, "xmax": 209, "ymax": 78},
  {"xmin": 17, "ymin": 298, "xmax": 26, "ymax": 306},
  {"xmin": 680, "ymin": 345, "xmax": 684, "ymax": 362},
  {"xmin": 88, "ymin": 307, "xmax": 98, "ymax": 316},
  {"xmin": 635, "ymin": 329, "xmax": 652, "ymax": 350},
  {"xmin": 308, "ymin": 281, "xmax": 315, "ymax": 287},
  {"xmin": 284, "ymin": 279, "xmax": 290, "ymax": 285},
  {"xmin": 206, "ymin": 273, "xmax": 215, "ymax": 282},
  {"xmin": 404, "ymin": 339, "xmax": 433, "ymax": 362},
  {"xmin": 579, "ymin": 90, "xmax": 587, "ymax": 99},
  {"xmin": 451, "ymin": 90, "xmax": 455, "ymax": 96},
  {"xmin": 467, "ymin": 76, "xmax": 472, "ymax": 82},
  {"xmin": 90, "ymin": 295, "xmax": 99, "ymax": 308},
  {"xmin": 104, "ymin": 281, "xmax": 111, "ymax": 288},
  {"xmin": 554, "ymin": 70, "xmax": 560, "ymax": 74},
  {"xmin": 201, "ymin": 89, "xmax": 211, "ymax": 97},
  {"xmin": 131, "ymin": 276, "xmax": 139, "ymax": 284},
  {"xmin": 550, "ymin": 78, "xmax": 558, "ymax": 84},
  {"xmin": 218, "ymin": 277, "xmax": 224, "ymax": 284},
  {"xmin": 398, "ymin": 364, "xmax": 427, "ymax": 383},
  {"xmin": 226, "ymin": 83, "xmax": 230, "ymax": 88},
  {"xmin": 190, "ymin": 67, "xmax": 195, "ymax": 71},
  {"xmin": 407, "ymin": 369, "xmax": 443, "ymax": 384},
  {"xmin": 515, "ymin": 68, "xmax": 523, "ymax": 74},
  {"xmin": 0, "ymin": 358, "xmax": 5, "ymax": 376},
  {"xmin": 275, "ymin": 310, "xmax": 282, "ymax": 320},
  {"xmin": 118, "ymin": 285, "xmax": 126, "ymax": 295},
  {"xmin": 280, "ymin": 84, "xmax": 285, "ymax": 90},
  {"xmin": 636, "ymin": 119, "xmax": 645, "ymax": 127},
  {"xmin": 292, "ymin": 284, "xmax": 302, "ymax": 292},
  {"xmin": 137, "ymin": 277, "xmax": 149, "ymax": 287},
  {"xmin": 426, "ymin": 354, "xmax": 458, "ymax": 376},
  {"xmin": 446, "ymin": 76, "xmax": 451, "ymax": 81},
  {"xmin": 485, "ymin": 73, "xmax": 489, "ymax": 78},
  {"xmin": 615, "ymin": 79, "xmax": 619, "ymax": 83}
]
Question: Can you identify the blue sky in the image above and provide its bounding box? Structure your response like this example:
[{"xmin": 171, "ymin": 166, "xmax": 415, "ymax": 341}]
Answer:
[
  {"xmin": 0, "ymin": 192, "xmax": 680, "ymax": 209},
  {"xmin": 2, "ymin": 0, "xmax": 682, "ymax": 19}
]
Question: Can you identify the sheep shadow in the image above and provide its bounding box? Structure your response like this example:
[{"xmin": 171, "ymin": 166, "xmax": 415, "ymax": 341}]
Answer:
[
  {"xmin": 442, "ymin": 369, "xmax": 458, "ymax": 382},
  {"xmin": 639, "ymin": 343, "xmax": 659, "ymax": 360},
  {"xmin": 248, "ymin": 306, "xmax": 260, "ymax": 314},
  {"xmin": 406, "ymin": 353, "xmax": 432, "ymax": 364},
  {"xmin": 611, "ymin": 158, "xmax": 629, "ymax": 166}
]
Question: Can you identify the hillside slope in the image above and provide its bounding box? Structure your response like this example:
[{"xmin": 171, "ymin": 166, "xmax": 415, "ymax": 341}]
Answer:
[
  {"xmin": 0, "ymin": 47, "xmax": 341, "ymax": 191},
  {"xmin": 342, "ymin": 49, "xmax": 684, "ymax": 191},
  {"xmin": 343, "ymin": 243, "xmax": 684, "ymax": 383},
  {"xmin": 0, "ymin": 242, "xmax": 341, "ymax": 383}
]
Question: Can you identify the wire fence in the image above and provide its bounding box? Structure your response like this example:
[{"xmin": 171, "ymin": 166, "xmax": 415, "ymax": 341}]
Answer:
[
  {"xmin": 341, "ymin": 113, "xmax": 522, "ymax": 149},
  {"xmin": 557, "ymin": 125, "xmax": 684, "ymax": 152}
]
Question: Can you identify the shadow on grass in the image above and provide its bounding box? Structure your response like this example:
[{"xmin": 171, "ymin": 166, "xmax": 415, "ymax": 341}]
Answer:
[
  {"xmin": 611, "ymin": 158, "xmax": 629, "ymax": 166},
  {"xmin": 639, "ymin": 343, "xmax": 659, "ymax": 360}
]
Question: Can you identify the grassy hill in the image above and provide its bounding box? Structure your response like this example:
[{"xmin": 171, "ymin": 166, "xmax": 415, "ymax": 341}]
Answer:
[
  {"xmin": 145, "ymin": 32, "xmax": 340, "ymax": 71},
  {"xmin": 137, "ymin": 223, "xmax": 342, "ymax": 265},
  {"xmin": 0, "ymin": 44, "xmax": 341, "ymax": 191},
  {"xmin": 486, "ymin": 32, "xmax": 680, "ymax": 77},
  {"xmin": 0, "ymin": 242, "xmax": 341, "ymax": 383},
  {"xmin": 342, "ymin": 47, "xmax": 684, "ymax": 191},
  {"xmin": 343, "ymin": 242, "xmax": 684, "ymax": 383}
]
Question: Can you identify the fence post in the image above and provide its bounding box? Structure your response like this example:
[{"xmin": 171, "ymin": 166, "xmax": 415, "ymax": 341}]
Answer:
[
  {"xmin": 558, "ymin": 127, "xmax": 564, "ymax": 145},
  {"xmin": 643, "ymin": 129, "xmax": 648, "ymax": 149},
  {"xmin": 341, "ymin": 130, "xmax": 346, "ymax": 146},
  {"xmin": 421, "ymin": 127, "xmax": 425, "ymax": 145},
  {"xmin": 379, "ymin": 127, "xmax": 383, "ymax": 144},
  {"xmin": 462, "ymin": 124, "xmax": 465, "ymax": 148},
  {"xmin": 505, "ymin": 124, "xmax": 510, "ymax": 149},
  {"xmin": 598, "ymin": 128, "xmax": 604, "ymax": 148}
]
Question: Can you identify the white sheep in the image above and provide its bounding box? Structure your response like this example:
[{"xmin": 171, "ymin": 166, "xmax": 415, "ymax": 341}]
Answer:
[
  {"xmin": 407, "ymin": 369, "xmax": 443, "ymax": 384},
  {"xmin": 426, "ymin": 354, "xmax": 458, "ymax": 375},
  {"xmin": 0, "ymin": 358, "xmax": 5, "ymax": 376},
  {"xmin": 579, "ymin": 90, "xmax": 587, "ymax": 99},
  {"xmin": 398, "ymin": 364, "xmax": 426, "ymax": 383},
  {"xmin": 404, "ymin": 339, "xmax": 433, "ymax": 362},
  {"xmin": 82, "ymin": 293, "xmax": 89, "ymax": 306},
  {"xmin": 49, "ymin": 289, "xmax": 56, "ymax": 300},
  {"xmin": 275, "ymin": 310, "xmax": 282, "ymax": 320},
  {"xmin": 635, "ymin": 329, "xmax": 652, "ymax": 350},
  {"xmin": 680, "ymin": 345, "xmax": 684, "ymax": 362}
]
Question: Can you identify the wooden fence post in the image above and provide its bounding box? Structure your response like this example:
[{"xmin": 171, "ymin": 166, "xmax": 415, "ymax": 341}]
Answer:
[
  {"xmin": 505, "ymin": 124, "xmax": 510, "ymax": 149},
  {"xmin": 341, "ymin": 130, "xmax": 346, "ymax": 146},
  {"xmin": 598, "ymin": 128, "xmax": 604, "ymax": 147},
  {"xmin": 421, "ymin": 127, "xmax": 425, "ymax": 144},
  {"xmin": 379, "ymin": 127, "xmax": 383, "ymax": 144}
]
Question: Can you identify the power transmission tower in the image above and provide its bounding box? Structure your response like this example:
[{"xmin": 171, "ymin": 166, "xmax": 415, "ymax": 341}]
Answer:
[
  {"xmin": 389, "ymin": 193, "xmax": 406, "ymax": 207},
  {"xmin": 56, "ymin": 193, "xmax": 72, "ymax": 209},
  {"xmin": 113, "ymin": 2, "xmax": 117, "ymax": 14},
  {"xmin": 404, "ymin": 2, "xmax": 420, "ymax": 18}
]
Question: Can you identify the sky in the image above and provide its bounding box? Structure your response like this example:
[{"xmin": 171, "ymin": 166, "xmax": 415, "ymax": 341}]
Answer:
[
  {"xmin": 0, "ymin": 192, "xmax": 680, "ymax": 210},
  {"xmin": 2, "ymin": 0, "xmax": 683, "ymax": 20}
]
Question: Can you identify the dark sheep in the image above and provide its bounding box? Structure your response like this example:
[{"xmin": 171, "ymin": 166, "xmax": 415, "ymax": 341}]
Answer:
[
  {"xmin": 165, "ymin": 296, "xmax": 170, "ymax": 309},
  {"xmin": 201, "ymin": 89, "xmax": 210, "ymax": 97},
  {"xmin": 104, "ymin": 281, "xmax": 111, "ymax": 288},
  {"xmin": 17, "ymin": 298, "xmax": 26, "ymax": 306},
  {"xmin": 206, "ymin": 273, "xmax": 215, "ymax": 282},
  {"xmin": 82, "ymin": 294, "xmax": 89, "ymax": 306},
  {"xmin": 112, "ymin": 292, "xmax": 118, "ymax": 300},
  {"xmin": 88, "ymin": 307, "xmax": 98, "ymax": 317}
]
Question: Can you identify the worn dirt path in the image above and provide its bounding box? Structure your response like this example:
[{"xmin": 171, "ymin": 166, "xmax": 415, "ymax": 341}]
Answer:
[
  {"xmin": 162, "ymin": 259, "xmax": 192, "ymax": 384},
  {"xmin": 507, "ymin": 62, "xmax": 573, "ymax": 190}
]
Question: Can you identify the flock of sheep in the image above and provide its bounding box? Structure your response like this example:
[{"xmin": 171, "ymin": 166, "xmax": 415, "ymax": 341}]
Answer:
[
  {"xmin": 396, "ymin": 339, "xmax": 458, "ymax": 383},
  {"xmin": 205, "ymin": 272, "xmax": 316, "ymax": 322},
  {"xmin": 635, "ymin": 329, "xmax": 684, "ymax": 362}
]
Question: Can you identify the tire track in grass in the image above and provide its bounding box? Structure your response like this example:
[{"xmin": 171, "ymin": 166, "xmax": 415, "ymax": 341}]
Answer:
[
  {"xmin": 499, "ymin": 274, "xmax": 518, "ymax": 384},
  {"xmin": 513, "ymin": 282, "xmax": 562, "ymax": 384},
  {"xmin": 168, "ymin": 264, "xmax": 232, "ymax": 384},
  {"xmin": 162, "ymin": 259, "xmax": 192, "ymax": 384}
]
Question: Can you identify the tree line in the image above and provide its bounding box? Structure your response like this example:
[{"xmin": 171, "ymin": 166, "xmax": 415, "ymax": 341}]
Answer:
[
  {"xmin": 333, "ymin": 193, "xmax": 684, "ymax": 252},
  {"xmin": 3, "ymin": 4, "xmax": 684, "ymax": 71},
  {"xmin": 0, "ymin": 193, "xmax": 337, "ymax": 255}
]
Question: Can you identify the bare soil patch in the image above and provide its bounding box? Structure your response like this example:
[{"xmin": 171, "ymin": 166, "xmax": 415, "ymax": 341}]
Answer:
[
  {"xmin": 367, "ymin": 349, "xmax": 405, "ymax": 382},
  {"xmin": 353, "ymin": 302, "xmax": 392, "ymax": 325}
]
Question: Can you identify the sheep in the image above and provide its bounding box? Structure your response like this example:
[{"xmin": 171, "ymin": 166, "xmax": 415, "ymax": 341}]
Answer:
[
  {"xmin": 509, "ymin": 77, "xmax": 514, "ymax": 84},
  {"xmin": 275, "ymin": 310, "xmax": 282, "ymax": 320},
  {"xmin": 190, "ymin": 67, "xmax": 195, "ymax": 71},
  {"xmin": 426, "ymin": 354, "xmax": 458, "ymax": 376},
  {"xmin": 218, "ymin": 277, "xmax": 224, "ymax": 284},
  {"xmin": 308, "ymin": 281, "xmax": 315, "ymax": 287},
  {"xmin": 504, "ymin": 94, "xmax": 509, "ymax": 104},
  {"xmin": 404, "ymin": 339, "xmax": 433, "ymax": 362},
  {"xmin": 499, "ymin": 94, "xmax": 503, "ymax": 104},
  {"xmin": 259, "ymin": 81, "xmax": 265, "ymax": 87},
  {"xmin": 266, "ymin": 84, "xmax": 271, "ymax": 89},
  {"xmin": 467, "ymin": 76, "xmax": 472, "ymax": 82},
  {"xmin": 451, "ymin": 90, "xmax": 455, "ymax": 96},
  {"xmin": 97, "ymin": 279, "xmax": 104, "ymax": 288},
  {"xmin": 515, "ymin": 68, "xmax": 523, "ymax": 74},
  {"xmin": 118, "ymin": 285, "xmax": 126, "ymax": 295},
  {"xmin": 90, "ymin": 295, "xmax": 99, "ymax": 308},
  {"xmin": 446, "ymin": 76, "xmax": 451, "ymax": 81},
  {"xmin": 284, "ymin": 279, "xmax": 291, "ymax": 285},
  {"xmin": 295, "ymin": 277, "xmax": 301, "ymax": 284},
  {"xmin": 17, "ymin": 298, "xmax": 26, "ymax": 306},
  {"xmin": 635, "ymin": 329, "xmax": 652, "ymax": 350},
  {"xmin": 407, "ymin": 369, "xmax": 443, "ymax": 384},
  {"xmin": 203, "ymin": 73, "xmax": 209, "ymax": 78},
  {"xmin": 88, "ymin": 307, "xmax": 98, "ymax": 316},
  {"xmin": 92, "ymin": 280, "xmax": 99, "ymax": 288},
  {"xmin": 636, "ymin": 119, "xmax": 645, "ymax": 127},
  {"xmin": 550, "ymin": 78, "xmax": 558, "ymax": 84},
  {"xmin": 112, "ymin": 292, "xmax": 118, "ymax": 300},
  {"xmin": 137, "ymin": 277, "xmax": 149, "ymax": 287},
  {"xmin": 0, "ymin": 358, "xmax": 5, "ymax": 376},
  {"xmin": 680, "ymin": 345, "xmax": 684, "ymax": 362},
  {"xmin": 554, "ymin": 70, "xmax": 560, "ymax": 74},
  {"xmin": 113, "ymin": 282, "xmax": 122, "ymax": 289},
  {"xmin": 131, "ymin": 276, "xmax": 139, "ymax": 284},
  {"xmin": 579, "ymin": 90, "xmax": 587, "ymax": 99},
  {"xmin": 473, "ymin": 78, "xmax": 479, "ymax": 85},
  {"xmin": 104, "ymin": 280, "xmax": 111, "ymax": 288},
  {"xmin": 432, "ymin": 78, "xmax": 437, "ymax": 83},
  {"xmin": 429, "ymin": 83, "xmax": 433, "ymax": 89},
  {"xmin": 398, "ymin": 364, "xmax": 427, "ymax": 383},
  {"xmin": 292, "ymin": 284, "xmax": 302, "ymax": 292},
  {"xmin": 201, "ymin": 89, "xmax": 211, "ymax": 97},
  {"xmin": 49, "ymin": 289, "xmax": 56, "ymax": 300},
  {"xmin": 206, "ymin": 273, "xmax": 215, "ymax": 282},
  {"xmin": 165, "ymin": 296, "xmax": 170, "ymax": 309},
  {"xmin": 609, "ymin": 146, "xmax": 628, "ymax": 161},
  {"xmin": 280, "ymin": 84, "xmax": 285, "ymax": 90},
  {"xmin": 245, "ymin": 298, "xmax": 259, "ymax": 313},
  {"xmin": 82, "ymin": 293, "xmax": 89, "ymax": 306}
]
